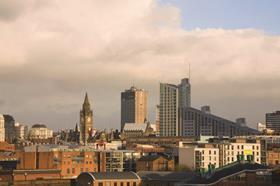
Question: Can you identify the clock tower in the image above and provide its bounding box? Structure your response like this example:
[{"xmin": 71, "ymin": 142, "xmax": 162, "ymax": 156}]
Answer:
[{"xmin": 80, "ymin": 93, "xmax": 93, "ymax": 145}]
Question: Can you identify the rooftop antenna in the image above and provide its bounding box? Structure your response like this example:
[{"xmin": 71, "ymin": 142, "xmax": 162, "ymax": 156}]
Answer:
[{"xmin": 189, "ymin": 62, "xmax": 191, "ymax": 81}]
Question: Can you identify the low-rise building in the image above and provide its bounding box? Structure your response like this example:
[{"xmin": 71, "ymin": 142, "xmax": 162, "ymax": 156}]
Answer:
[
  {"xmin": 136, "ymin": 154, "xmax": 174, "ymax": 172},
  {"xmin": 179, "ymin": 137, "xmax": 261, "ymax": 171},
  {"xmin": 218, "ymin": 138, "xmax": 261, "ymax": 166},
  {"xmin": 267, "ymin": 149, "xmax": 280, "ymax": 166},
  {"xmin": 123, "ymin": 122, "xmax": 156, "ymax": 138},
  {"xmin": 15, "ymin": 145, "xmax": 140, "ymax": 178},
  {"xmin": 77, "ymin": 172, "xmax": 141, "ymax": 186},
  {"xmin": 28, "ymin": 124, "xmax": 53, "ymax": 140},
  {"xmin": 179, "ymin": 144, "xmax": 219, "ymax": 172}
]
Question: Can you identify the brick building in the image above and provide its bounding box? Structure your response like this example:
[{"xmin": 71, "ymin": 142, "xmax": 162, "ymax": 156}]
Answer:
[
  {"xmin": 77, "ymin": 172, "xmax": 141, "ymax": 186},
  {"xmin": 136, "ymin": 154, "xmax": 174, "ymax": 172}
]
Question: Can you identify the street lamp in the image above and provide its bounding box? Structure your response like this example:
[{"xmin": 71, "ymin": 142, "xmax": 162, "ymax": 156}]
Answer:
[{"xmin": 24, "ymin": 172, "xmax": 27, "ymax": 181}]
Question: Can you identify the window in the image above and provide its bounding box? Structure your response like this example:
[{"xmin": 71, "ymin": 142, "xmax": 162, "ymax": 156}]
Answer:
[
  {"xmin": 67, "ymin": 168, "xmax": 70, "ymax": 174},
  {"xmin": 127, "ymin": 182, "xmax": 130, "ymax": 186},
  {"xmin": 114, "ymin": 182, "xmax": 117, "ymax": 186},
  {"xmin": 121, "ymin": 182, "xmax": 124, "ymax": 186},
  {"xmin": 237, "ymin": 145, "xmax": 239, "ymax": 150},
  {"xmin": 98, "ymin": 183, "xmax": 103, "ymax": 186},
  {"xmin": 209, "ymin": 150, "xmax": 211, "ymax": 155},
  {"xmin": 241, "ymin": 145, "xmax": 244, "ymax": 150},
  {"xmin": 232, "ymin": 157, "xmax": 234, "ymax": 162},
  {"xmin": 214, "ymin": 151, "xmax": 216, "ymax": 155},
  {"xmin": 72, "ymin": 168, "xmax": 75, "ymax": 174},
  {"xmin": 133, "ymin": 182, "xmax": 137, "ymax": 186}
]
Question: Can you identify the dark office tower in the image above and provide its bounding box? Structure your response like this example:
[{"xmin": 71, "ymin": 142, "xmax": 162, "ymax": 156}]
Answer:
[
  {"xmin": 3, "ymin": 115, "xmax": 16, "ymax": 143},
  {"xmin": 178, "ymin": 78, "xmax": 191, "ymax": 108},
  {"xmin": 266, "ymin": 111, "xmax": 280, "ymax": 133},
  {"xmin": 121, "ymin": 86, "xmax": 148, "ymax": 131},
  {"xmin": 80, "ymin": 93, "xmax": 93, "ymax": 145}
]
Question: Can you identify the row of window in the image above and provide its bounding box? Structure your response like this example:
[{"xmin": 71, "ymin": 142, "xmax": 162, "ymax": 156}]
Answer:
[{"xmin": 98, "ymin": 182, "xmax": 137, "ymax": 186}]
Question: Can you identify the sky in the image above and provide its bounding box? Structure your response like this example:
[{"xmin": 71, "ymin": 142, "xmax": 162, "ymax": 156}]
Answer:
[
  {"xmin": 160, "ymin": 0, "xmax": 280, "ymax": 34},
  {"xmin": 0, "ymin": 0, "xmax": 279, "ymax": 131}
]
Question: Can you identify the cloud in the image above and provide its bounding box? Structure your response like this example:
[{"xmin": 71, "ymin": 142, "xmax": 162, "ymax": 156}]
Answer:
[{"xmin": 0, "ymin": 0, "xmax": 279, "ymax": 130}]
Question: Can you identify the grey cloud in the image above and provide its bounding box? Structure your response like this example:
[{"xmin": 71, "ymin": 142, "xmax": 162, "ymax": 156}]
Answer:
[{"xmin": 0, "ymin": 0, "xmax": 25, "ymax": 21}]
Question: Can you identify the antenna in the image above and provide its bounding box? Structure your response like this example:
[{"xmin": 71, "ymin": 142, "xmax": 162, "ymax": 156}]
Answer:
[{"xmin": 189, "ymin": 62, "xmax": 191, "ymax": 81}]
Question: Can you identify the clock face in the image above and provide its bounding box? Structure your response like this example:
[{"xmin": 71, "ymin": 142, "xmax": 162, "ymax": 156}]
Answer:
[{"xmin": 87, "ymin": 117, "xmax": 91, "ymax": 122}]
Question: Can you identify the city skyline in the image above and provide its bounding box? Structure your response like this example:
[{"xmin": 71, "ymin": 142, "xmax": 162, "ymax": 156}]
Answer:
[{"xmin": 0, "ymin": 0, "xmax": 279, "ymax": 130}]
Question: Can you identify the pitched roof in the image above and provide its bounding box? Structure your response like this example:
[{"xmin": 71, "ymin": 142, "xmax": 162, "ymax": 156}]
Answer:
[
  {"xmin": 138, "ymin": 154, "xmax": 173, "ymax": 162},
  {"xmin": 79, "ymin": 171, "xmax": 140, "ymax": 181},
  {"xmin": 123, "ymin": 123, "xmax": 147, "ymax": 132}
]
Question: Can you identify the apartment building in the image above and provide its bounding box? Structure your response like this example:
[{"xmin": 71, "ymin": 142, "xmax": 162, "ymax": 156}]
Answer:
[{"xmin": 179, "ymin": 143, "xmax": 219, "ymax": 171}]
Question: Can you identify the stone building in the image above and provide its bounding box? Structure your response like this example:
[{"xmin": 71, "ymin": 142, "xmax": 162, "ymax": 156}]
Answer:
[
  {"xmin": 80, "ymin": 93, "xmax": 93, "ymax": 145},
  {"xmin": 28, "ymin": 124, "xmax": 53, "ymax": 140}
]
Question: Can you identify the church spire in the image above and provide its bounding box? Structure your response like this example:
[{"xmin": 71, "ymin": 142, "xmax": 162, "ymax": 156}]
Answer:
[
  {"xmin": 83, "ymin": 92, "xmax": 91, "ymax": 109},
  {"xmin": 84, "ymin": 92, "xmax": 89, "ymax": 105}
]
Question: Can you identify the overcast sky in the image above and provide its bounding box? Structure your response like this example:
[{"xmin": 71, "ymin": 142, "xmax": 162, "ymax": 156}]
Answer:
[{"xmin": 0, "ymin": 0, "xmax": 279, "ymax": 131}]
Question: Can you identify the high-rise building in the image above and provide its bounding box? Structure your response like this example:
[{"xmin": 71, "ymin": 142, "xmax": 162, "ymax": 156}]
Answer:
[
  {"xmin": 178, "ymin": 78, "xmax": 191, "ymax": 108},
  {"xmin": 14, "ymin": 122, "xmax": 28, "ymax": 140},
  {"xmin": 181, "ymin": 107, "xmax": 259, "ymax": 137},
  {"xmin": 159, "ymin": 83, "xmax": 178, "ymax": 136},
  {"xmin": 266, "ymin": 111, "xmax": 280, "ymax": 133},
  {"xmin": 0, "ymin": 114, "xmax": 5, "ymax": 142},
  {"xmin": 3, "ymin": 115, "xmax": 16, "ymax": 143},
  {"xmin": 121, "ymin": 86, "xmax": 147, "ymax": 131},
  {"xmin": 159, "ymin": 78, "xmax": 191, "ymax": 136},
  {"xmin": 80, "ymin": 93, "xmax": 93, "ymax": 145}
]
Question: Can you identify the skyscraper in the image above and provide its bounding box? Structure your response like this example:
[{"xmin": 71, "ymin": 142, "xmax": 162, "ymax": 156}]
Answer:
[
  {"xmin": 80, "ymin": 93, "xmax": 93, "ymax": 145},
  {"xmin": 159, "ymin": 78, "xmax": 191, "ymax": 136},
  {"xmin": 178, "ymin": 78, "xmax": 191, "ymax": 108},
  {"xmin": 3, "ymin": 114, "xmax": 15, "ymax": 143},
  {"xmin": 159, "ymin": 83, "xmax": 179, "ymax": 136},
  {"xmin": 121, "ymin": 86, "xmax": 148, "ymax": 131},
  {"xmin": 266, "ymin": 111, "xmax": 280, "ymax": 133}
]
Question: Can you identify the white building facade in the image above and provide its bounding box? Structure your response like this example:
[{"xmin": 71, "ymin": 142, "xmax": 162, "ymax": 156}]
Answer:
[
  {"xmin": 179, "ymin": 145, "xmax": 219, "ymax": 171},
  {"xmin": 29, "ymin": 124, "xmax": 53, "ymax": 140},
  {"xmin": 0, "ymin": 114, "xmax": 5, "ymax": 142}
]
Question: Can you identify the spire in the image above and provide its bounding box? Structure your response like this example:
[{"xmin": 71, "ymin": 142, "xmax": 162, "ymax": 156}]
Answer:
[
  {"xmin": 84, "ymin": 92, "xmax": 89, "ymax": 104},
  {"xmin": 82, "ymin": 92, "xmax": 91, "ymax": 110},
  {"xmin": 75, "ymin": 123, "xmax": 79, "ymax": 132}
]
